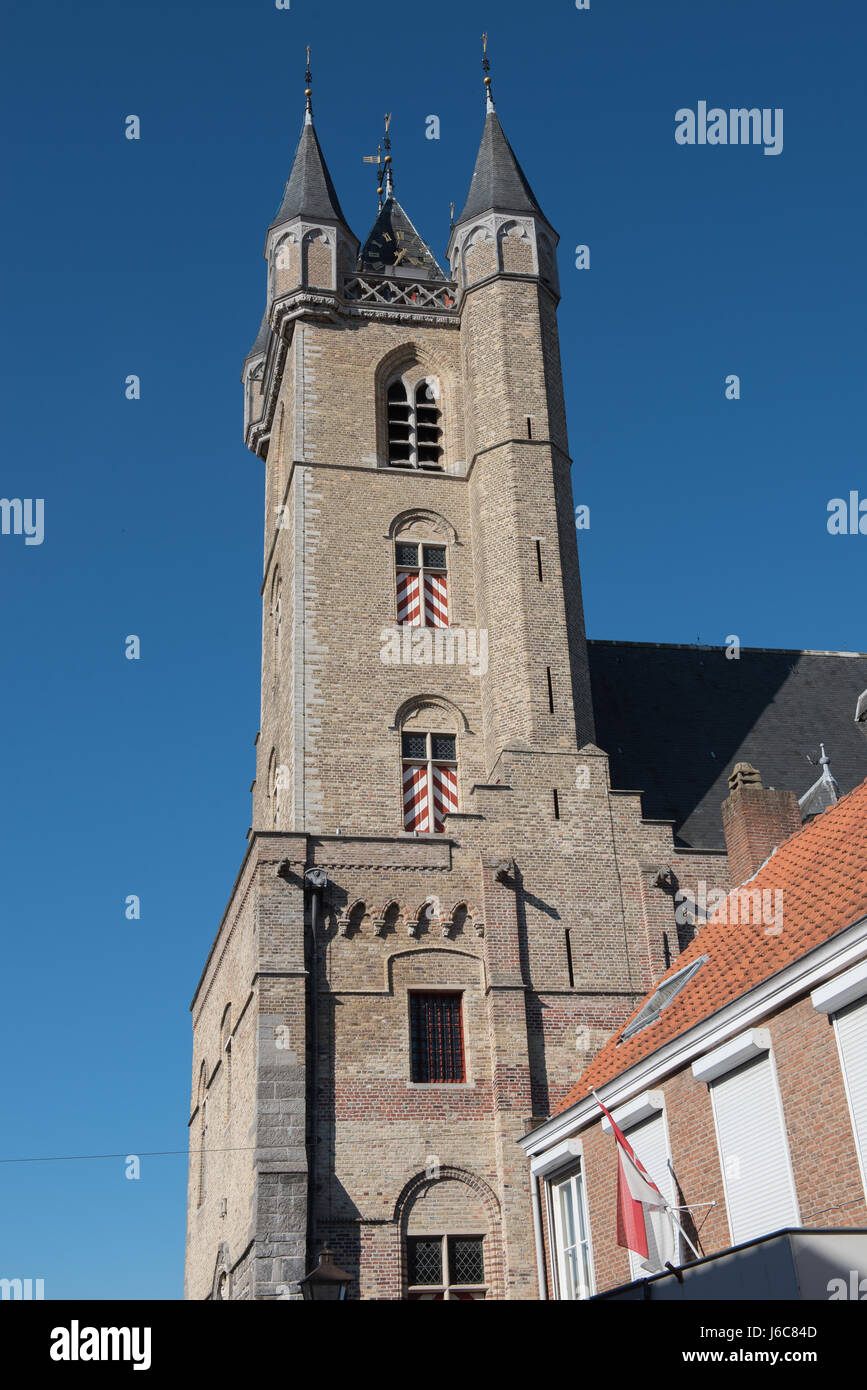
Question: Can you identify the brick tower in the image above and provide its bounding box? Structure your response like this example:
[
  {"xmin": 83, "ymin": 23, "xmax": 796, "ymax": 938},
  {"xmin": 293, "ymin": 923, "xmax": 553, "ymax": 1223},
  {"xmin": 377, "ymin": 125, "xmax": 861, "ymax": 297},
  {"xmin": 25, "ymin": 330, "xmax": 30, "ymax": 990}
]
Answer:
[{"xmin": 184, "ymin": 59, "xmax": 729, "ymax": 1300}]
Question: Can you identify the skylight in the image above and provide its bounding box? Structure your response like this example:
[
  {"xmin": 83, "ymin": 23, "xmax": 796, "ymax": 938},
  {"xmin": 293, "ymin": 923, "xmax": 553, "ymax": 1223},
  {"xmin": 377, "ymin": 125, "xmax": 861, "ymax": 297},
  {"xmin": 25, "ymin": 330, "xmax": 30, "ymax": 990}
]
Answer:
[{"xmin": 620, "ymin": 955, "xmax": 709, "ymax": 1041}]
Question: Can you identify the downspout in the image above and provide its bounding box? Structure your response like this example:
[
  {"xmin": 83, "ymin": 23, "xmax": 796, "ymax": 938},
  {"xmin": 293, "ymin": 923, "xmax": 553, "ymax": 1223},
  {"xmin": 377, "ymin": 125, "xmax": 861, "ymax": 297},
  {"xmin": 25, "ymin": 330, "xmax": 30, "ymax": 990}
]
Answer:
[
  {"xmin": 530, "ymin": 1167, "xmax": 549, "ymax": 1300},
  {"xmin": 304, "ymin": 867, "xmax": 328, "ymax": 1262}
]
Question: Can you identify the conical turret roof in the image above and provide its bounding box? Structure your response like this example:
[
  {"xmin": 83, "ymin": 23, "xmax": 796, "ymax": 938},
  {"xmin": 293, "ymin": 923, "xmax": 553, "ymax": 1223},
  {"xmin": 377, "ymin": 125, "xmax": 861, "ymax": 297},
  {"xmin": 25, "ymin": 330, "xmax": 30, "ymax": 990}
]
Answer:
[
  {"xmin": 456, "ymin": 110, "xmax": 548, "ymax": 227},
  {"xmin": 268, "ymin": 114, "xmax": 354, "ymax": 235}
]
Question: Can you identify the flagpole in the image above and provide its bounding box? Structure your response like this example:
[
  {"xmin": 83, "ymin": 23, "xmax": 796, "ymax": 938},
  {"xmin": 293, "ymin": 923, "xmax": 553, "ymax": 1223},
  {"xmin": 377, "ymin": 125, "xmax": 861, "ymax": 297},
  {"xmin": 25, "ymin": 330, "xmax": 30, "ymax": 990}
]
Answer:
[{"xmin": 591, "ymin": 1089, "xmax": 703, "ymax": 1264}]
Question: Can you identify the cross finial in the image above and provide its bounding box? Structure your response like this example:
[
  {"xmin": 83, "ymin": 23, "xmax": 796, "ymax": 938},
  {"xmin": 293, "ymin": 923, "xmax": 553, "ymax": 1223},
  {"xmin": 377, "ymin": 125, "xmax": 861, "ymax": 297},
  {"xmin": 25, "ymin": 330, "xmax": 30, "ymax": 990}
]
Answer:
[
  {"xmin": 482, "ymin": 32, "xmax": 495, "ymax": 112},
  {"xmin": 304, "ymin": 46, "xmax": 313, "ymax": 124}
]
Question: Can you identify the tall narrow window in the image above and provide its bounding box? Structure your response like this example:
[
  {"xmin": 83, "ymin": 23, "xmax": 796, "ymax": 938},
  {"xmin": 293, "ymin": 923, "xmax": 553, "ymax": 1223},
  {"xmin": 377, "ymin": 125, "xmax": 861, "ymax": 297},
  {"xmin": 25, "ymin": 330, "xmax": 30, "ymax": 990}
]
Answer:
[
  {"xmin": 221, "ymin": 1007, "xmax": 232, "ymax": 1125},
  {"xmin": 415, "ymin": 381, "xmax": 443, "ymax": 465},
  {"xmin": 550, "ymin": 1166, "xmax": 593, "ymax": 1299},
  {"xmin": 386, "ymin": 377, "xmax": 443, "ymax": 469},
  {"xmin": 410, "ymin": 993, "xmax": 465, "ymax": 1082},
  {"xmin": 708, "ymin": 1053, "xmax": 799, "ymax": 1245},
  {"xmin": 546, "ymin": 667, "xmax": 555, "ymax": 713},
  {"xmin": 402, "ymin": 732, "xmax": 458, "ymax": 833},
  {"xmin": 832, "ymin": 996, "xmax": 867, "ymax": 1198},
  {"xmin": 535, "ymin": 538, "xmax": 544, "ymax": 582},
  {"xmin": 387, "ymin": 381, "xmax": 412, "ymax": 464},
  {"xmin": 271, "ymin": 572, "xmax": 282, "ymax": 687},
  {"xmin": 395, "ymin": 542, "xmax": 448, "ymax": 627}
]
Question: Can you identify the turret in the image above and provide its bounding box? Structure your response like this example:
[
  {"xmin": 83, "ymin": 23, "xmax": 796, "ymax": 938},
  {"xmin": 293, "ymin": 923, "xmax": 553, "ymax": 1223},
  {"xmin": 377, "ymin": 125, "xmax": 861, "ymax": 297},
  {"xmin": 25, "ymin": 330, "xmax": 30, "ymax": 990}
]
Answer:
[{"xmin": 449, "ymin": 44, "xmax": 594, "ymax": 761}]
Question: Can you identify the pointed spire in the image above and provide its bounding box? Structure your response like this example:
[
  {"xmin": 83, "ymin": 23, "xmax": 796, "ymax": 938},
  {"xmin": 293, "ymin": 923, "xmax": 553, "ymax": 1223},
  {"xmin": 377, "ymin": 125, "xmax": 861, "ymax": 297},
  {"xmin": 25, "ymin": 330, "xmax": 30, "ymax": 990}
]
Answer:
[
  {"xmin": 453, "ymin": 41, "xmax": 549, "ymax": 230},
  {"xmin": 455, "ymin": 108, "xmax": 548, "ymax": 228},
  {"xmin": 358, "ymin": 114, "xmax": 446, "ymax": 281},
  {"xmin": 358, "ymin": 197, "xmax": 447, "ymax": 281},
  {"xmin": 267, "ymin": 51, "xmax": 354, "ymax": 235},
  {"xmin": 798, "ymin": 742, "xmax": 841, "ymax": 819}
]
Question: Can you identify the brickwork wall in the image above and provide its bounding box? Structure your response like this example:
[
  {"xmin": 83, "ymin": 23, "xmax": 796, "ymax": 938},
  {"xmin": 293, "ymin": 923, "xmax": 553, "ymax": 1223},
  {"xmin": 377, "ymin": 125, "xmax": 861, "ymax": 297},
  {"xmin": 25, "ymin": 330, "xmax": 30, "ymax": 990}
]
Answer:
[
  {"xmin": 543, "ymin": 990, "xmax": 867, "ymax": 1298},
  {"xmin": 187, "ymin": 173, "xmax": 751, "ymax": 1300}
]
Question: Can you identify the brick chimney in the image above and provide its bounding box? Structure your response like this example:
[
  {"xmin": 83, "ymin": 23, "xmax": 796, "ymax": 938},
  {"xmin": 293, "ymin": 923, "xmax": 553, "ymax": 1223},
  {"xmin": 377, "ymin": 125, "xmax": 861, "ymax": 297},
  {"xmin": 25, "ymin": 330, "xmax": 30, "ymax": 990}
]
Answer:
[{"xmin": 721, "ymin": 763, "xmax": 802, "ymax": 887}]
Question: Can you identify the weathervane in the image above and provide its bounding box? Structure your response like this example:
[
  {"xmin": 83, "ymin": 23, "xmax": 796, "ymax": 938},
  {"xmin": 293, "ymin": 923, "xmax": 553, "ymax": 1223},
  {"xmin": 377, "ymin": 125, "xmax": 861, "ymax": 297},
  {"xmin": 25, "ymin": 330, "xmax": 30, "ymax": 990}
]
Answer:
[
  {"xmin": 363, "ymin": 113, "xmax": 394, "ymax": 211},
  {"xmin": 305, "ymin": 46, "xmax": 313, "ymax": 123},
  {"xmin": 482, "ymin": 32, "xmax": 495, "ymax": 111}
]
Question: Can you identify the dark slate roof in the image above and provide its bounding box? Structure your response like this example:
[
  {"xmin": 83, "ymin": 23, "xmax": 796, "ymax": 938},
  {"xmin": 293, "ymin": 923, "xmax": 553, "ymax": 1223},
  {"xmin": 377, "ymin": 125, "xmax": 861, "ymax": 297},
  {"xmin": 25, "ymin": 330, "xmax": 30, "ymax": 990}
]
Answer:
[
  {"xmin": 358, "ymin": 196, "xmax": 446, "ymax": 280},
  {"xmin": 269, "ymin": 120, "xmax": 354, "ymax": 234},
  {"xmin": 243, "ymin": 311, "xmax": 270, "ymax": 367},
  {"xmin": 587, "ymin": 641, "xmax": 867, "ymax": 850},
  {"xmin": 456, "ymin": 111, "xmax": 548, "ymax": 227}
]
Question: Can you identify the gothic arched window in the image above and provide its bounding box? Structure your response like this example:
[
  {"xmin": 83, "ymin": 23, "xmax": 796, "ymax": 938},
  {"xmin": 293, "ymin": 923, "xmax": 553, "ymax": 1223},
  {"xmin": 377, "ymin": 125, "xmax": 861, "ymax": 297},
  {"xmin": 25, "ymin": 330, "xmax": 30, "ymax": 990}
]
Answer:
[{"xmin": 387, "ymin": 375, "xmax": 443, "ymax": 469}]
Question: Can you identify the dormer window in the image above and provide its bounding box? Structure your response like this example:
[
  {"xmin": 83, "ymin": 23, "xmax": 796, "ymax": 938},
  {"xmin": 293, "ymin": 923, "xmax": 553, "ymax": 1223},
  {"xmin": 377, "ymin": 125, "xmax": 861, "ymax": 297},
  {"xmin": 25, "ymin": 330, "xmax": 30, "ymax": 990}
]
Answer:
[{"xmin": 387, "ymin": 376, "xmax": 443, "ymax": 469}]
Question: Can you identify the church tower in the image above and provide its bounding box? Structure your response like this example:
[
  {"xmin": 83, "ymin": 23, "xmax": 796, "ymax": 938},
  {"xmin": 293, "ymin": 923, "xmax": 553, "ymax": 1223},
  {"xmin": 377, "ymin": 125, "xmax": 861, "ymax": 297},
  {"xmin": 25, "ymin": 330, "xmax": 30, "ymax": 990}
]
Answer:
[{"xmin": 185, "ymin": 53, "xmax": 724, "ymax": 1301}]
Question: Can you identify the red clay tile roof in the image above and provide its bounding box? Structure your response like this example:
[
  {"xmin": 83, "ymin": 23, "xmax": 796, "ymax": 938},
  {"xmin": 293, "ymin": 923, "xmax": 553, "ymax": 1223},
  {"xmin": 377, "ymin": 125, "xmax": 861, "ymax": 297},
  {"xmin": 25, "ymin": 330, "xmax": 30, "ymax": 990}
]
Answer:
[{"xmin": 556, "ymin": 776, "xmax": 867, "ymax": 1114}]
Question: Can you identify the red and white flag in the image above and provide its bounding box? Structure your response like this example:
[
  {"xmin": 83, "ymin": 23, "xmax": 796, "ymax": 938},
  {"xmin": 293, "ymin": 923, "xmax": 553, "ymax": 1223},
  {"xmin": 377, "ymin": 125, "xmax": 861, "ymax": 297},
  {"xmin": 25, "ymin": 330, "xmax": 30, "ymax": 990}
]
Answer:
[{"xmin": 593, "ymin": 1093, "xmax": 676, "ymax": 1269}]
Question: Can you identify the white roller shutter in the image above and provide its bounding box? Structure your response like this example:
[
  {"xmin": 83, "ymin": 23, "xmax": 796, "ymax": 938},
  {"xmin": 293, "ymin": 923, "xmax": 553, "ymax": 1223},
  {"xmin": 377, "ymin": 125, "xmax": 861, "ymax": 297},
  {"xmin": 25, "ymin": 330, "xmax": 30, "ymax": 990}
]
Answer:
[
  {"xmin": 626, "ymin": 1111, "xmax": 677, "ymax": 1277},
  {"xmin": 834, "ymin": 997, "xmax": 867, "ymax": 1199},
  {"xmin": 710, "ymin": 1053, "xmax": 799, "ymax": 1245}
]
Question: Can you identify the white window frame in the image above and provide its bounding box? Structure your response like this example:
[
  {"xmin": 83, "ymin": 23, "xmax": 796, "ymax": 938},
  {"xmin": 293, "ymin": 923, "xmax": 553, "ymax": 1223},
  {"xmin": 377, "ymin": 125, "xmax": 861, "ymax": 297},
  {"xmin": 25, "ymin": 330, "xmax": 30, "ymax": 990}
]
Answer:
[
  {"xmin": 546, "ymin": 1162, "xmax": 595, "ymax": 1301},
  {"xmin": 812, "ymin": 963, "xmax": 867, "ymax": 1203},
  {"xmin": 698, "ymin": 1034, "xmax": 800, "ymax": 1246}
]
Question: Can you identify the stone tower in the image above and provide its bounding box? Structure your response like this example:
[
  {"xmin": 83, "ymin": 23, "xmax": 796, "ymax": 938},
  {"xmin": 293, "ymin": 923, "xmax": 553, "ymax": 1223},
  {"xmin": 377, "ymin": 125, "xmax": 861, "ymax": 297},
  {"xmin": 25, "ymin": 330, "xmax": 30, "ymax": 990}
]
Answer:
[{"xmin": 184, "ymin": 62, "xmax": 729, "ymax": 1301}]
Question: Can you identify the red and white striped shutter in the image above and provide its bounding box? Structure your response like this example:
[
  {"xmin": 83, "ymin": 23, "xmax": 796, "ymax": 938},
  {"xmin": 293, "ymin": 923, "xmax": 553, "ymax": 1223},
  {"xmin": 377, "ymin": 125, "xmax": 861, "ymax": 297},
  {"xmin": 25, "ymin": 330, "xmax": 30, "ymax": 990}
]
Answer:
[
  {"xmin": 397, "ymin": 572, "xmax": 421, "ymax": 626},
  {"xmin": 432, "ymin": 765, "xmax": 458, "ymax": 832},
  {"xmin": 424, "ymin": 572, "xmax": 448, "ymax": 628},
  {"xmin": 403, "ymin": 764, "xmax": 431, "ymax": 832}
]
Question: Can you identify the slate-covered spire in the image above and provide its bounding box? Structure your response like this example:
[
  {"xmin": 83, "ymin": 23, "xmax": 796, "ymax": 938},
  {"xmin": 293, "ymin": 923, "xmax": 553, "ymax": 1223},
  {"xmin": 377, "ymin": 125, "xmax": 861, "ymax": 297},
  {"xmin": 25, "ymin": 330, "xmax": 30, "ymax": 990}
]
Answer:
[
  {"xmin": 358, "ymin": 116, "xmax": 446, "ymax": 280},
  {"xmin": 455, "ymin": 37, "xmax": 549, "ymax": 229},
  {"xmin": 268, "ymin": 51, "xmax": 354, "ymax": 235}
]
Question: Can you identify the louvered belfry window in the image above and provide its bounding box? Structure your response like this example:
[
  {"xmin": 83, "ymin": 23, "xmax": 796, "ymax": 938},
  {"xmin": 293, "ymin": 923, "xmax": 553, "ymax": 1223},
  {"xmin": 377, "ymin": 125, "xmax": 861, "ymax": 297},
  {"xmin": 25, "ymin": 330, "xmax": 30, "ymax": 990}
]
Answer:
[
  {"xmin": 395, "ymin": 542, "xmax": 448, "ymax": 628},
  {"xmin": 415, "ymin": 381, "xmax": 443, "ymax": 465},
  {"xmin": 402, "ymin": 732, "xmax": 458, "ymax": 833},
  {"xmin": 386, "ymin": 377, "xmax": 443, "ymax": 468},
  {"xmin": 410, "ymin": 993, "xmax": 465, "ymax": 1083}
]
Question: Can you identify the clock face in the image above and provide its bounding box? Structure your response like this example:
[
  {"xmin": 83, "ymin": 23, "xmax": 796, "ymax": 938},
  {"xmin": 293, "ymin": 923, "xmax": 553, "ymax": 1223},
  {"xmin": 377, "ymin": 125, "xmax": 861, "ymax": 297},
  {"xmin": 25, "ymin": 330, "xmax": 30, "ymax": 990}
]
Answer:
[{"xmin": 359, "ymin": 202, "xmax": 443, "ymax": 277}]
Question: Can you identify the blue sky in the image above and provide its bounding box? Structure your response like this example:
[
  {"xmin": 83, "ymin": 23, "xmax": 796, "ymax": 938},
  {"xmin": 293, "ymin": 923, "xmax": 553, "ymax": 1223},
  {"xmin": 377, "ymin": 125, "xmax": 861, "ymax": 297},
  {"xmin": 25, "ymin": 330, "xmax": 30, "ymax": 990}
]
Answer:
[{"xmin": 0, "ymin": 0, "xmax": 864, "ymax": 1298}]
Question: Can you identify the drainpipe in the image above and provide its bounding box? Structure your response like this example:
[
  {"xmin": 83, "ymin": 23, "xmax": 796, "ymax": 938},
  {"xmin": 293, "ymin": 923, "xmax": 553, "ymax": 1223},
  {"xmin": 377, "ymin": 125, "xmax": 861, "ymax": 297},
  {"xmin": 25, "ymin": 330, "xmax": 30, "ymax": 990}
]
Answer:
[
  {"xmin": 530, "ymin": 1168, "xmax": 549, "ymax": 1300},
  {"xmin": 304, "ymin": 867, "xmax": 328, "ymax": 1260}
]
